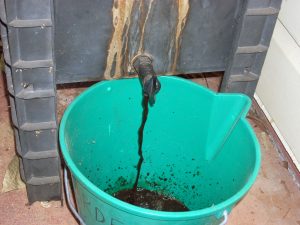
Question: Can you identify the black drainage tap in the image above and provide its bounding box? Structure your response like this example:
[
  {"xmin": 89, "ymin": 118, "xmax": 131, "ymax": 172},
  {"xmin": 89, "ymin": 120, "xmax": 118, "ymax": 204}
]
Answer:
[{"xmin": 132, "ymin": 55, "xmax": 161, "ymax": 105}]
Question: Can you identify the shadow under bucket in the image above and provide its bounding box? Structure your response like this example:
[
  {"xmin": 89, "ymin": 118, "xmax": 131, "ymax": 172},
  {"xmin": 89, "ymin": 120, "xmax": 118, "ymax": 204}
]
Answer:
[{"xmin": 59, "ymin": 76, "xmax": 260, "ymax": 225}]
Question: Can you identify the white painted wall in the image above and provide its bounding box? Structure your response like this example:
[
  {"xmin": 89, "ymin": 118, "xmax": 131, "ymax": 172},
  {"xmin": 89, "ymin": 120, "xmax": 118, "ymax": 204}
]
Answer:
[{"xmin": 256, "ymin": 0, "xmax": 300, "ymax": 168}]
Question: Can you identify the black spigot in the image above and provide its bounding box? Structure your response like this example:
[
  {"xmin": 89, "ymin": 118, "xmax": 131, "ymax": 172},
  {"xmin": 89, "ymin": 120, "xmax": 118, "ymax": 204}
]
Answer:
[{"xmin": 132, "ymin": 55, "xmax": 161, "ymax": 105}]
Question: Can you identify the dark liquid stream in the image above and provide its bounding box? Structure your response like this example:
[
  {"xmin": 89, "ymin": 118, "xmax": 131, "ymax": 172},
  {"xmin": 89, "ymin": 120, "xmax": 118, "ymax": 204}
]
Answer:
[
  {"xmin": 114, "ymin": 95, "xmax": 189, "ymax": 211},
  {"xmin": 132, "ymin": 96, "xmax": 149, "ymax": 191}
]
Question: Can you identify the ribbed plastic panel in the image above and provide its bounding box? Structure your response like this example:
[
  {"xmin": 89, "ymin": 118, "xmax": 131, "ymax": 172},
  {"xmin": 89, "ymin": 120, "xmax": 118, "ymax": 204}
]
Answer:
[
  {"xmin": 0, "ymin": 0, "xmax": 61, "ymax": 204},
  {"xmin": 221, "ymin": 0, "xmax": 282, "ymax": 97}
]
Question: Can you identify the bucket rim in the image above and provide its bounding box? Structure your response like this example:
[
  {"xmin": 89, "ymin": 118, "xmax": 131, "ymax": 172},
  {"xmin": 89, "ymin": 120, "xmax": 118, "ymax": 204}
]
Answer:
[{"xmin": 59, "ymin": 76, "xmax": 260, "ymax": 220}]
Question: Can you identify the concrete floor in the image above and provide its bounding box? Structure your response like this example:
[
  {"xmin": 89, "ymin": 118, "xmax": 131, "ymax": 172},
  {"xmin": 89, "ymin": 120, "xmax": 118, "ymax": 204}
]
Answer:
[{"xmin": 0, "ymin": 73, "xmax": 299, "ymax": 225}]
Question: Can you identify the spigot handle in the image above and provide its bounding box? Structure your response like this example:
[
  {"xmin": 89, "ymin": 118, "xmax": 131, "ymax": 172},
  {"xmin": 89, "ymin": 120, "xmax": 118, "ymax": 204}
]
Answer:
[{"xmin": 132, "ymin": 55, "xmax": 161, "ymax": 104}]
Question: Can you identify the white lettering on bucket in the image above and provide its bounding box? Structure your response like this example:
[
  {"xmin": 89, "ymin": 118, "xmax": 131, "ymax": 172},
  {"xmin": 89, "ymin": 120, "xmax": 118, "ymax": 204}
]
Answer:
[
  {"xmin": 95, "ymin": 207, "xmax": 105, "ymax": 223},
  {"xmin": 111, "ymin": 218, "xmax": 124, "ymax": 225}
]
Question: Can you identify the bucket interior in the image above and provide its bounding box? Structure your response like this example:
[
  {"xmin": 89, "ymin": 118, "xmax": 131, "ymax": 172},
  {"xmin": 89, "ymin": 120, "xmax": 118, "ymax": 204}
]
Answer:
[{"xmin": 61, "ymin": 76, "xmax": 259, "ymax": 211}]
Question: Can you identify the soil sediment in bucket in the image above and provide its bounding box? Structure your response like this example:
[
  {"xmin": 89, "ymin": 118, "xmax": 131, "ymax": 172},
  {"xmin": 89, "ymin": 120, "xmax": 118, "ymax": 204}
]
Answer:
[
  {"xmin": 114, "ymin": 188, "xmax": 189, "ymax": 211},
  {"xmin": 113, "ymin": 95, "xmax": 189, "ymax": 211}
]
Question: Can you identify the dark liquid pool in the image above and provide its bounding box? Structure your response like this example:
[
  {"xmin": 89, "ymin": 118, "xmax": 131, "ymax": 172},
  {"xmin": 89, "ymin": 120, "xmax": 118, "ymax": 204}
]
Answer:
[{"xmin": 114, "ymin": 188, "xmax": 189, "ymax": 212}]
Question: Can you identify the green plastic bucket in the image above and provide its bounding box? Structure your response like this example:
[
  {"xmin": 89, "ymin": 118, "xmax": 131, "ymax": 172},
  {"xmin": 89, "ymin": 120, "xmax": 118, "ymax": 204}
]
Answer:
[{"xmin": 59, "ymin": 76, "xmax": 260, "ymax": 225}]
